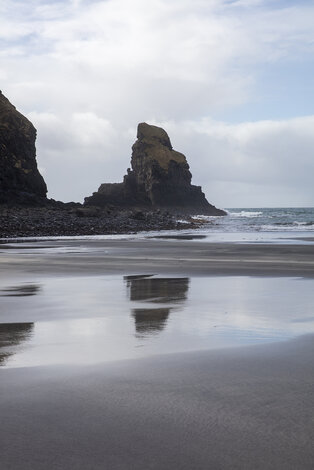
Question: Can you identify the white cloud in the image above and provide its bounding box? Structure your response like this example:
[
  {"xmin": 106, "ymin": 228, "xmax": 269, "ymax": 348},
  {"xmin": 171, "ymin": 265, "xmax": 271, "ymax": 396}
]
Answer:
[
  {"xmin": 26, "ymin": 110, "xmax": 123, "ymax": 201},
  {"xmin": 0, "ymin": 0, "xmax": 313, "ymax": 205},
  {"xmin": 162, "ymin": 115, "xmax": 314, "ymax": 207}
]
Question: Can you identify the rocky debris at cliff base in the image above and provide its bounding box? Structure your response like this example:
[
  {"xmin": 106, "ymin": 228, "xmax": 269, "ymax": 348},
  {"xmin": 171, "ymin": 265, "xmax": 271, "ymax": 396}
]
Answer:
[{"xmin": 0, "ymin": 205, "xmax": 202, "ymax": 238}]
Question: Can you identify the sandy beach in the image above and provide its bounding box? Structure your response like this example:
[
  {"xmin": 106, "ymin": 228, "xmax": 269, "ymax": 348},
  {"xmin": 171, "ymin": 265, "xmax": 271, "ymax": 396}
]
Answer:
[
  {"xmin": 1, "ymin": 236, "xmax": 314, "ymax": 278},
  {"xmin": 1, "ymin": 237, "xmax": 314, "ymax": 469},
  {"xmin": 1, "ymin": 336, "xmax": 314, "ymax": 470}
]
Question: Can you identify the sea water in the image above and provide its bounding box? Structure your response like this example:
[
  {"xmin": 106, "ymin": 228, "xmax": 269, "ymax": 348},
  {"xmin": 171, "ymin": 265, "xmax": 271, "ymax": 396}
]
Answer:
[
  {"xmin": 209, "ymin": 207, "xmax": 314, "ymax": 232},
  {"xmin": 168, "ymin": 207, "xmax": 314, "ymax": 244}
]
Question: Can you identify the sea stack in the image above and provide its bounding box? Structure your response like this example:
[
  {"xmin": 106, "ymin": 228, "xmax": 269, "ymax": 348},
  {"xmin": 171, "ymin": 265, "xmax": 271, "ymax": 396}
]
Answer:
[
  {"xmin": 0, "ymin": 91, "xmax": 47, "ymax": 204},
  {"xmin": 85, "ymin": 122, "xmax": 225, "ymax": 215}
]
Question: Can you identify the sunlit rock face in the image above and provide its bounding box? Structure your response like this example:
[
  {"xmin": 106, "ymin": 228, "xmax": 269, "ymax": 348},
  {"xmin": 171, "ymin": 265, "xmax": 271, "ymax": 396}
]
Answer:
[
  {"xmin": 0, "ymin": 91, "xmax": 47, "ymax": 204},
  {"xmin": 85, "ymin": 122, "xmax": 226, "ymax": 215}
]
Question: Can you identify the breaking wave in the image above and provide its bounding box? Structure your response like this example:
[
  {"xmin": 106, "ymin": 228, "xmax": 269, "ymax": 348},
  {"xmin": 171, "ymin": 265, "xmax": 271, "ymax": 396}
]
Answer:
[
  {"xmin": 228, "ymin": 211, "xmax": 263, "ymax": 218},
  {"xmin": 196, "ymin": 208, "xmax": 314, "ymax": 233}
]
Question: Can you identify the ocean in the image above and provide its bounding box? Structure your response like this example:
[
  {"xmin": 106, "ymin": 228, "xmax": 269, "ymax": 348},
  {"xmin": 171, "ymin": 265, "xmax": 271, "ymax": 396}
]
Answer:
[
  {"xmin": 174, "ymin": 207, "xmax": 314, "ymax": 244},
  {"xmin": 216, "ymin": 207, "xmax": 314, "ymax": 232}
]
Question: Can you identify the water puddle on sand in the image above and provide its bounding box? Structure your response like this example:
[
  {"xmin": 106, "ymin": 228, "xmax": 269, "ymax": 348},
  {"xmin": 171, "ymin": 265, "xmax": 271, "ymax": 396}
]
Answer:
[
  {"xmin": 0, "ymin": 323, "xmax": 34, "ymax": 365},
  {"xmin": 1, "ymin": 275, "xmax": 314, "ymax": 368},
  {"xmin": 147, "ymin": 235, "xmax": 207, "ymax": 241}
]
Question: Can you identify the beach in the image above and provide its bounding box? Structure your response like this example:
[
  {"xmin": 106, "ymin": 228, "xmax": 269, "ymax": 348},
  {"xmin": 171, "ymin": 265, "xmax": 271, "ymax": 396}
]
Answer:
[
  {"xmin": 1, "ymin": 236, "xmax": 314, "ymax": 278},
  {"xmin": 1, "ymin": 336, "xmax": 314, "ymax": 470},
  {"xmin": 1, "ymin": 0, "xmax": 314, "ymax": 465},
  {"xmin": 1, "ymin": 235, "xmax": 314, "ymax": 469}
]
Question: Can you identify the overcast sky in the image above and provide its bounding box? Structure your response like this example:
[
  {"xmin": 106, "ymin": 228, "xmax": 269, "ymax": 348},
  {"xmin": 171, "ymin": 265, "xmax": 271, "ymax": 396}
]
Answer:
[{"xmin": 1, "ymin": 0, "xmax": 313, "ymax": 207}]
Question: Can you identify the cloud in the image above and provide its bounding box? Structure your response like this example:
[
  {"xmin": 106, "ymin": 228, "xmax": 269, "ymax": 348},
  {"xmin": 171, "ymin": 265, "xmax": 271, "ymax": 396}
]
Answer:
[
  {"xmin": 162, "ymin": 115, "xmax": 314, "ymax": 207},
  {"xmin": 0, "ymin": 0, "xmax": 313, "ymax": 205},
  {"xmin": 5, "ymin": 0, "xmax": 313, "ymax": 116},
  {"xmin": 27, "ymin": 110, "xmax": 123, "ymax": 201}
]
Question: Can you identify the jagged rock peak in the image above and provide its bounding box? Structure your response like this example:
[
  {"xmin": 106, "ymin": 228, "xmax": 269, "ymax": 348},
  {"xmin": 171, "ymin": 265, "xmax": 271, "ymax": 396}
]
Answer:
[
  {"xmin": 85, "ymin": 122, "xmax": 226, "ymax": 216},
  {"xmin": 0, "ymin": 91, "xmax": 47, "ymax": 204},
  {"xmin": 137, "ymin": 122, "xmax": 172, "ymax": 149},
  {"xmin": 132, "ymin": 122, "xmax": 187, "ymax": 173}
]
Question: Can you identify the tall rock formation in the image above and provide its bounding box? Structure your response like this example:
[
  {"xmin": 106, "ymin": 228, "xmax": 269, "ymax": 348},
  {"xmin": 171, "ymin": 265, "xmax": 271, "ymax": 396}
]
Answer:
[
  {"xmin": 85, "ymin": 122, "xmax": 225, "ymax": 215},
  {"xmin": 0, "ymin": 91, "xmax": 47, "ymax": 204}
]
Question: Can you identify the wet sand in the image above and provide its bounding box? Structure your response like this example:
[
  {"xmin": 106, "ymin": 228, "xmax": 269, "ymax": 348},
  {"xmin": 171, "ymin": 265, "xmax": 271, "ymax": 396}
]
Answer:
[
  {"xmin": 1, "ymin": 237, "xmax": 314, "ymax": 278},
  {"xmin": 1, "ymin": 237, "xmax": 314, "ymax": 469},
  {"xmin": 1, "ymin": 336, "xmax": 314, "ymax": 469}
]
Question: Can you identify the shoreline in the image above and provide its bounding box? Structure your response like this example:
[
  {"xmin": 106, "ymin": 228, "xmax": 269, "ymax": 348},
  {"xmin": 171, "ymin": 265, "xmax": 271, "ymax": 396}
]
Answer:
[{"xmin": 1, "ymin": 237, "xmax": 314, "ymax": 278}]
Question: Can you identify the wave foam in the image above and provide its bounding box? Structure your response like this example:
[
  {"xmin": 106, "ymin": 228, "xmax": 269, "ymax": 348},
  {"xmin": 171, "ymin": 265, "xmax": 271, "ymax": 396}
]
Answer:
[
  {"xmin": 229, "ymin": 211, "xmax": 263, "ymax": 218},
  {"xmin": 261, "ymin": 224, "xmax": 314, "ymax": 231}
]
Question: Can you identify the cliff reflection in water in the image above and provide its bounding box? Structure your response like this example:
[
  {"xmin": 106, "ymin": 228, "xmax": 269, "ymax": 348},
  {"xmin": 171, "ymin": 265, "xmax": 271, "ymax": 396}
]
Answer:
[
  {"xmin": 124, "ymin": 275, "xmax": 189, "ymax": 336},
  {"xmin": 0, "ymin": 322, "xmax": 34, "ymax": 366},
  {"xmin": 0, "ymin": 283, "xmax": 41, "ymax": 297},
  {"xmin": 132, "ymin": 308, "xmax": 171, "ymax": 334}
]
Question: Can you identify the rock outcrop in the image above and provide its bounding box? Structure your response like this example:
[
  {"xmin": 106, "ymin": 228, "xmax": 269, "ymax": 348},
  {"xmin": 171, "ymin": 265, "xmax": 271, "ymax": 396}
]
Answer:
[
  {"xmin": 85, "ymin": 122, "xmax": 225, "ymax": 215},
  {"xmin": 0, "ymin": 91, "xmax": 47, "ymax": 204}
]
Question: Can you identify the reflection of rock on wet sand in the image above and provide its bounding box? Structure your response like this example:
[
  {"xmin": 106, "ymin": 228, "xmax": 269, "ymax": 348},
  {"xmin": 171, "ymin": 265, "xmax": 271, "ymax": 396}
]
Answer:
[
  {"xmin": 125, "ymin": 276, "xmax": 189, "ymax": 303},
  {"xmin": 0, "ymin": 284, "xmax": 41, "ymax": 297},
  {"xmin": 132, "ymin": 308, "xmax": 171, "ymax": 334},
  {"xmin": 0, "ymin": 323, "xmax": 34, "ymax": 366},
  {"xmin": 124, "ymin": 275, "xmax": 189, "ymax": 336}
]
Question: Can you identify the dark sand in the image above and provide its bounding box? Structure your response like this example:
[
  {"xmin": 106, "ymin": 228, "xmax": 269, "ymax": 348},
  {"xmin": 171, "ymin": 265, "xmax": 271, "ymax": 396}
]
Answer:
[
  {"xmin": 1, "ymin": 237, "xmax": 314, "ymax": 469},
  {"xmin": 1, "ymin": 237, "xmax": 314, "ymax": 278},
  {"xmin": 1, "ymin": 337, "xmax": 314, "ymax": 469}
]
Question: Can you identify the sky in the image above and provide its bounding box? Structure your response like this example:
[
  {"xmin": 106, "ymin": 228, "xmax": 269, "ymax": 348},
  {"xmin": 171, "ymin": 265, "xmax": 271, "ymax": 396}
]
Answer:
[{"xmin": 1, "ymin": 0, "xmax": 313, "ymax": 208}]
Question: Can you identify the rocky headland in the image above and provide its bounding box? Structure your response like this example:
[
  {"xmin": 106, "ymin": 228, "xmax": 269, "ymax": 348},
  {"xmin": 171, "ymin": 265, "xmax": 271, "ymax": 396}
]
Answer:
[
  {"xmin": 0, "ymin": 91, "xmax": 47, "ymax": 205},
  {"xmin": 0, "ymin": 92, "xmax": 225, "ymax": 238}
]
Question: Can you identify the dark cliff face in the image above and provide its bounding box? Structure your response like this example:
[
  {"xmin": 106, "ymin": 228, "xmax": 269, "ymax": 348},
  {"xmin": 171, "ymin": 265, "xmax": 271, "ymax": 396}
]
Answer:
[
  {"xmin": 0, "ymin": 91, "xmax": 47, "ymax": 204},
  {"xmin": 85, "ymin": 122, "xmax": 226, "ymax": 216}
]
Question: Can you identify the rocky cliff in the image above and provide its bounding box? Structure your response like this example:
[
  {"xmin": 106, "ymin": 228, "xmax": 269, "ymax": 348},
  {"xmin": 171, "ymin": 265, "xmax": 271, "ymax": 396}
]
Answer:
[
  {"xmin": 85, "ymin": 122, "xmax": 225, "ymax": 215},
  {"xmin": 0, "ymin": 91, "xmax": 47, "ymax": 204}
]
